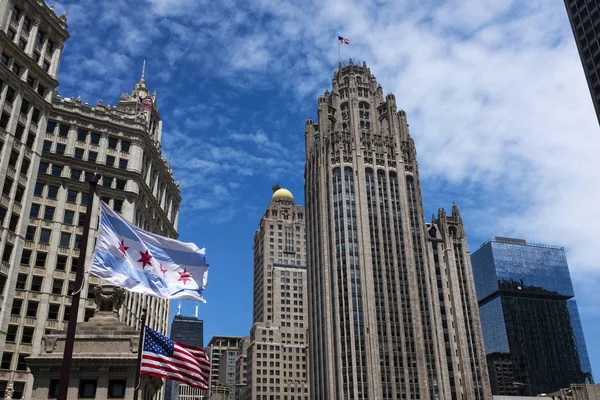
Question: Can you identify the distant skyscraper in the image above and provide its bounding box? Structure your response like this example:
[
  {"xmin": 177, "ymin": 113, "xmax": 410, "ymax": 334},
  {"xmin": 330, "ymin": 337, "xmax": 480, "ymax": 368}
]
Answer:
[
  {"xmin": 304, "ymin": 60, "xmax": 492, "ymax": 400},
  {"xmin": 242, "ymin": 185, "xmax": 309, "ymax": 400},
  {"xmin": 208, "ymin": 336, "xmax": 243, "ymax": 400},
  {"xmin": 166, "ymin": 315, "xmax": 204, "ymax": 400},
  {"xmin": 471, "ymin": 237, "xmax": 592, "ymax": 396},
  {"xmin": 564, "ymin": 0, "xmax": 600, "ymax": 125},
  {"xmin": 0, "ymin": 1, "xmax": 179, "ymax": 398}
]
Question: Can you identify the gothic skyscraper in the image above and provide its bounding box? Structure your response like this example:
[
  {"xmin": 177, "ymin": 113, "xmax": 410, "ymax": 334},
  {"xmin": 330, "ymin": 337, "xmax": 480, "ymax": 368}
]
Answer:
[{"xmin": 304, "ymin": 60, "xmax": 491, "ymax": 400}]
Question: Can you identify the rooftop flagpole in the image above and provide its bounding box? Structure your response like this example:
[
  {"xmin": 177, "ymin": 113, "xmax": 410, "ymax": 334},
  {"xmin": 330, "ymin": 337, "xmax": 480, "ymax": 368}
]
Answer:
[{"xmin": 57, "ymin": 172, "xmax": 101, "ymax": 400}]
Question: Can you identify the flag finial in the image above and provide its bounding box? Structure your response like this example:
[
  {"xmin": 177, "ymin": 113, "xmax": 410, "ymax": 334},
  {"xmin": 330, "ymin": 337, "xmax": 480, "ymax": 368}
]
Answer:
[{"xmin": 141, "ymin": 60, "xmax": 146, "ymax": 80}]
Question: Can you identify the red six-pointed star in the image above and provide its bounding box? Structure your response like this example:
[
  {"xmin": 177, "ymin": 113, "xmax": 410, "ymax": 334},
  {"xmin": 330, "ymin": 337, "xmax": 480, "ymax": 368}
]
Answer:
[
  {"xmin": 178, "ymin": 269, "xmax": 192, "ymax": 285},
  {"xmin": 118, "ymin": 240, "xmax": 129, "ymax": 257},
  {"xmin": 137, "ymin": 250, "xmax": 153, "ymax": 269},
  {"xmin": 159, "ymin": 264, "xmax": 167, "ymax": 278}
]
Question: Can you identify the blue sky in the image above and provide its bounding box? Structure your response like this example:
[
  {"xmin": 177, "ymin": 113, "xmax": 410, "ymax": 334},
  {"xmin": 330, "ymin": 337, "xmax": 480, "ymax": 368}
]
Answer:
[{"xmin": 53, "ymin": 0, "xmax": 599, "ymax": 375}]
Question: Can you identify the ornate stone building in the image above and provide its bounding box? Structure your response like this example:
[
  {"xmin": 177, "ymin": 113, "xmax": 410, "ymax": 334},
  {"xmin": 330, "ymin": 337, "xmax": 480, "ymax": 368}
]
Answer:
[
  {"xmin": 0, "ymin": 0, "xmax": 180, "ymax": 397},
  {"xmin": 244, "ymin": 186, "xmax": 309, "ymax": 400},
  {"xmin": 304, "ymin": 60, "xmax": 491, "ymax": 400},
  {"xmin": 26, "ymin": 285, "xmax": 162, "ymax": 400}
]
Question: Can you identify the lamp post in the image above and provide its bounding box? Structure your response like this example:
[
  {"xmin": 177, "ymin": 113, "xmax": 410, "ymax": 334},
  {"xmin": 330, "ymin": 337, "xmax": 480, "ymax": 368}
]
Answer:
[{"xmin": 512, "ymin": 382, "xmax": 556, "ymax": 399}]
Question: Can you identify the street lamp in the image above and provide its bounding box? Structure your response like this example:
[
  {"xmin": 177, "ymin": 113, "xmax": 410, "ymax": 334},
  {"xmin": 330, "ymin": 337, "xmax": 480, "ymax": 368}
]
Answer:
[{"xmin": 512, "ymin": 382, "xmax": 556, "ymax": 399}]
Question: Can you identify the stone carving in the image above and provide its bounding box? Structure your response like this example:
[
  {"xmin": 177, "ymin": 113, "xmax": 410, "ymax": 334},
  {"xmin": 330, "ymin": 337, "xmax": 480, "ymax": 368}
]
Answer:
[
  {"xmin": 4, "ymin": 382, "xmax": 13, "ymax": 400},
  {"xmin": 93, "ymin": 285, "xmax": 125, "ymax": 315},
  {"xmin": 42, "ymin": 336, "xmax": 57, "ymax": 353}
]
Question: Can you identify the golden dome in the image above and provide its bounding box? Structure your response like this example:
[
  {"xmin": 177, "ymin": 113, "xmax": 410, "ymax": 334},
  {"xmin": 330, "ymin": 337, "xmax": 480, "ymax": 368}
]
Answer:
[{"xmin": 272, "ymin": 188, "xmax": 294, "ymax": 202}]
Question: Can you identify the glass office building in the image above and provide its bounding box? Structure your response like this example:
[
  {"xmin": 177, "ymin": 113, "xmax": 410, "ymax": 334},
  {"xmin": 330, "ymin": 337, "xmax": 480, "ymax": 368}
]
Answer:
[{"xmin": 471, "ymin": 237, "xmax": 592, "ymax": 395}]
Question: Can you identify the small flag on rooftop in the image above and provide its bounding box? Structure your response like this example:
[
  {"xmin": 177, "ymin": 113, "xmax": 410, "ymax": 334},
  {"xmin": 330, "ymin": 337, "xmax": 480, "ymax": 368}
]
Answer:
[
  {"xmin": 90, "ymin": 201, "xmax": 208, "ymax": 302},
  {"xmin": 141, "ymin": 326, "xmax": 210, "ymax": 390},
  {"xmin": 138, "ymin": 95, "xmax": 153, "ymax": 111},
  {"xmin": 338, "ymin": 36, "xmax": 350, "ymax": 44}
]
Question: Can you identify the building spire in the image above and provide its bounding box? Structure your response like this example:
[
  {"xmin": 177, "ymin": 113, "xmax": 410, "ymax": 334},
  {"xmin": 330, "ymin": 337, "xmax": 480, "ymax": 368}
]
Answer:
[{"xmin": 141, "ymin": 59, "xmax": 146, "ymax": 80}]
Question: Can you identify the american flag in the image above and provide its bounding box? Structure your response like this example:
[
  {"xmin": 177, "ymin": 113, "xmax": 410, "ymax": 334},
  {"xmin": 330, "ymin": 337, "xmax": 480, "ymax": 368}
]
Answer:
[
  {"xmin": 338, "ymin": 36, "xmax": 350, "ymax": 44},
  {"xmin": 141, "ymin": 326, "xmax": 210, "ymax": 390},
  {"xmin": 138, "ymin": 96, "xmax": 153, "ymax": 111}
]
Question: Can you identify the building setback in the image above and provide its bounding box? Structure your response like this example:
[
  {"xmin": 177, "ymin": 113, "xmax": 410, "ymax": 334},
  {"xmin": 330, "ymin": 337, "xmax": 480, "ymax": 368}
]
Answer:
[
  {"xmin": 471, "ymin": 237, "xmax": 592, "ymax": 396},
  {"xmin": 304, "ymin": 60, "xmax": 492, "ymax": 400},
  {"xmin": 0, "ymin": 0, "xmax": 181, "ymax": 397},
  {"xmin": 563, "ymin": 0, "xmax": 600, "ymax": 126},
  {"xmin": 241, "ymin": 185, "xmax": 309, "ymax": 400}
]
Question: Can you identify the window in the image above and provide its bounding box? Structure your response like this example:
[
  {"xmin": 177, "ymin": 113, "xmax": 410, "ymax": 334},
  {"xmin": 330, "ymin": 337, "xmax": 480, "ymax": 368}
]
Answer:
[
  {"xmin": 15, "ymin": 185, "xmax": 24, "ymax": 202},
  {"xmin": 5, "ymin": 87, "xmax": 15, "ymax": 104},
  {"xmin": 0, "ymin": 207, "xmax": 5, "ymax": 226},
  {"xmin": 102, "ymin": 177, "xmax": 112, "ymax": 188},
  {"xmin": 78, "ymin": 213, "xmax": 86, "ymax": 227},
  {"xmin": 25, "ymin": 226, "xmax": 36, "ymax": 241},
  {"xmin": 35, "ymin": 252, "xmax": 47, "ymax": 268},
  {"xmin": 88, "ymin": 151, "xmax": 97, "ymax": 163},
  {"xmin": 16, "ymin": 354, "xmax": 27, "ymax": 371},
  {"xmin": 58, "ymin": 124, "xmax": 69, "ymax": 137},
  {"xmin": 1, "ymin": 244, "xmax": 12, "ymax": 262},
  {"xmin": 0, "ymin": 53, "xmax": 8, "ymax": 65},
  {"xmin": 71, "ymin": 169, "xmax": 82, "ymax": 180},
  {"xmin": 10, "ymin": 299, "xmax": 22, "ymax": 315},
  {"xmin": 84, "ymin": 308, "xmax": 94, "ymax": 322},
  {"xmin": 74, "ymin": 235, "xmax": 82, "ymax": 249},
  {"xmin": 56, "ymin": 256, "xmax": 67, "ymax": 271},
  {"xmin": 0, "ymin": 112, "xmax": 9, "ymax": 129},
  {"xmin": 34, "ymin": 183, "xmax": 44, "ymax": 196},
  {"xmin": 63, "ymin": 306, "xmax": 71, "ymax": 321},
  {"xmin": 38, "ymin": 161, "xmax": 49, "ymax": 174},
  {"xmin": 26, "ymin": 132, "xmax": 36, "ymax": 148},
  {"xmin": 52, "ymin": 279, "xmax": 63, "ymax": 295},
  {"xmin": 21, "ymin": 327, "xmax": 34, "ymax": 344},
  {"xmin": 29, "ymin": 203, "xmax": 40, "ymax": 218},
  {"xmin": 108, "ymin": 380, "xmax": 126, "ymax": 398},
  {"xmin": 37, "ymin": 84, "xmax": 46, "ymax": 97},
  {"xmin": 39, "ymin": 229, "xmax": 51, "ymax": 244},
  {"xmin": 22, "ymin": 16, "xmax": 31, "ymax": 31},
  {"xmin": 63, "ymin": 210, "xmax": 74, "ymax": 225},
  {"xmin": 56, "ymin": 144, "xmax": 66, "ymax": 155},
  {"xmin": 59, "ymin": 232, "xmax": 70, "ymax": 247},
  {"xmin": 80, "ymin": 192, "xmax": 88, "ymax": 206},
  {"xmin": 44, "ymin": 206, "xmax": 55, "ymax": 221},
  {"xmin": 2, "ymin": 178, "xmax": 12, "ymax": 196},
  {"xmin": 51, "ymin": 164, "xmax": 62, "ymax": 177},
  {"xmin": 47, "ymin": 40, "xmax": 55, "ymax": 54},
  {"xmin": 7, "ymin": 29, "xmax": 15, "ymax": 40},
  {"xmin": 16, "ymin": 274, "xmax": 27, "ymax": 290},
  {"xmin": 67, "ymin": 190, "xmax": 77, "ymax": 203},
  {"xmin": 121, "ymin": 141, "xmax": 130, "ymax": 153},
  {"xmin": 20, "ymin": 250, "xmax": 31, "ymax": 265},
  {"xmin": 90, "ymin": 133, "xmax": 100, "ymax": 145},
  {"xmin": 106, "ymin": 155, "xmax": 115, "ymax": 167},
  {"xmin": 47, "ymin": 185, "xmax": 59, "ymax": 199},
  {"xmin": 6, "ymin": 325, "xmax": 17, "ymax": 342},
  {"xmin": 42, "ymin": 60, "xmax": 50, "ymax": 71},
  {"xmin": 114, "ymin": 199, "xmax": 123, "ymax": 213},
  {"xmin": 8, "ymin": 150, "xmax": 18, "ymax": 166},
  {"xmin": 26, "ymin": 75, "xmax": 34, "ymax": 88},
  {"xmin": 18, "ymin": 38, "xmax": 26, "ymax": 50},
  {"xmin": 119, "ymin": 159, "xmax": 128, "ymax": 169},
  {"xmin": 8, "ymin": 213, "xmax": 19, "ymax": 231},
  {"xmin": 71, "ymin": 258, "xmax": 79, "ymax": 272},
  {"xmin": 48, "ymin": 380, "xmax": 59, "ymax": 399},
  {"xmin": 116, "ymin": 180, "xmax": 126, "ymax": 190},
  {"xmin": 77, "ymin": 130, "xmax": 87, "ymax": 141},
  {"xmin": 79, "ymin": 380, "xmax": 97, "ymax": 398},
  {"xmin": 86, "ymin": 284, "xmax": 96, "ymax": 299},
  {"xmin": 12, "ymin": 63, "xmax": 22, "ymax": 77},
  {"xmin": 26, "ymin": 301, "xmax": 38, "ymax": 317},
  {"xmin": 74, "ymin": 148, "xmax": 84, "ymax": 160},
  {"xmin": 20, "ymin": 158, "xmax": 29, "ymax": 175},
  {"xmin": 48, "ymin": 304, "xmax": 60, "ymax": 320},
  {"xmin": 1, "ymin": 352, "xmax": 12, "ymax": 369},
  {"xmin": 108, "ymin": 137, "xmax": 118, "ymax": 149},
  {"xmin": 30, "ymin": 276, "xmax": 43, "ymax": 291},
  {"xmin": 11, "ymin": 6, "xmax": 20, "ymax": 21}
]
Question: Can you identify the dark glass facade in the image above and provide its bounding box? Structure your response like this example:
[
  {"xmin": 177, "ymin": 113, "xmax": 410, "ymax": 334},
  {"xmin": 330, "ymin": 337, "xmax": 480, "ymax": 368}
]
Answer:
[
  {"xmin": 563, "ymin": 0, "xmax": 600, "ymax": 126},
  {"xmin": 165, "ymin": 315, "xmax": 204, "ymax": 400},
  {"xmin": 472, "ymin": 238, "xmax": 592, "ymax": 395}
]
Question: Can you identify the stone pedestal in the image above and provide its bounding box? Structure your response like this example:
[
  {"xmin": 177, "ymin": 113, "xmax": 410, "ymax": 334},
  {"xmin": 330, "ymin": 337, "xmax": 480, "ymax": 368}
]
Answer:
[{"xmin": 26, "ymin": 285, "xmax": 161, "ymax": 400}]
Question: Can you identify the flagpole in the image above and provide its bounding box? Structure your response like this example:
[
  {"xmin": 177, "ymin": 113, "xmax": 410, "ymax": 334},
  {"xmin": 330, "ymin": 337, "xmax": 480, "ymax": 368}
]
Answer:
[
  {"xmin": 133, "ymin": 308, "xmax": 148, "ymax": 400},
  {"xmin": 57, "ymin": 172, "xmax": 101, "ymax": 400},
  {"xmin": 338, "ymin": 39, "xmax": 341, "ymax": 64}
]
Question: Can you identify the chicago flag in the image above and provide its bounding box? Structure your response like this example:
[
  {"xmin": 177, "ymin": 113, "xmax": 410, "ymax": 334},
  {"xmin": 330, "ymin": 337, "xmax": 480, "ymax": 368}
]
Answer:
[{"xmin": 91, "ymin": 201, "xmax": 208, "ymax": 302}]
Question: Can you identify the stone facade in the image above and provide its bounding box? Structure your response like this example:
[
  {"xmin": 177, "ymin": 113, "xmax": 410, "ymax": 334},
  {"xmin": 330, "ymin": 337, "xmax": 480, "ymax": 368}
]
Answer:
[
  {"xmin": 207, "ymin": 336, "xmax": 243, "ymax": 399},
  {"xmin": 244, "ymin": 186, "xmax": 309, "ymax": 400},
  {"xmin": 0, "ymin": 1, "xmax": 180, "ymax": 398},
  {"xmin": 26, "ymin": 284, "xmax": 162, "ymax": 400},
  {"xmin": 304, "ymin": 60, "xmax": 491, "ymax": 400}
]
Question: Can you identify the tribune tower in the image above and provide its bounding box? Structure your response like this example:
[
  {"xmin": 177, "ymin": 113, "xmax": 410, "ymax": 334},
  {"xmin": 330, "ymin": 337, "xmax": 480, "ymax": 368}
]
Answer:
[{"xmin": 304, "ymin": 60, "xmax": 492, "ymax": 400}]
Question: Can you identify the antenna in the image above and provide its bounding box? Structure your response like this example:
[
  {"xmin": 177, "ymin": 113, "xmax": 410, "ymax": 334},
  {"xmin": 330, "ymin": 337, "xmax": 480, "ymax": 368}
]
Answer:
[
  {"xmin": 141, "ymin": 59, "xmax": 146, "ymax": 80},
  {"xmin": 176, "ymin": 301, "xmax": 181, "ymax": 316},
  {"xmin": 195, "ymin": 302, "xmax": 199, "ymax": 318}
]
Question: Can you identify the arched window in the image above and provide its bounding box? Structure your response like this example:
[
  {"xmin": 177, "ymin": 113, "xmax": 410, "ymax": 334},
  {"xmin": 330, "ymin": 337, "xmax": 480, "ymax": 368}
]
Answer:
[{"xmin": 359, "ymin": 102, "xmax": 370, "ymax": 129}]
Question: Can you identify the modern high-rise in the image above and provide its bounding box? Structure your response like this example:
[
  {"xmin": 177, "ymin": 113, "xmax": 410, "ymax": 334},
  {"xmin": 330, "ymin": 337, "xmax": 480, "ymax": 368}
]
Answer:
[
  {"xmin": 166, "ymin": 314, "xmax": 205, "ymax": 400},
  {"xmin": 563, "ymin": 0, "xmax": 600, "ymax": 125},
  {"xmin": 304, "ymin": 60, "xmax": 492, "ymax": 400},
  {"xmin": 471, "ymin": 237, "xmax": 593, "ymax": 396},
  {"xmin": 244, "ymin": 185, "xmax": 309, "ymax": 400},
  {"xmin": 0, "ymin": 0, "xmax": 180, "ymax": 397},
  {"xmin": 208, "ymin": 336, "xmax": 244, "ymax": 399}
]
